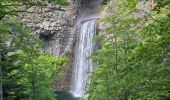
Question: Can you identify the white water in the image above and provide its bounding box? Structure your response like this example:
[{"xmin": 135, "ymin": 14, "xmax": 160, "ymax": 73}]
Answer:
[{"xmin": 71, "ymin": 19, "xmax": 96, "ymax": 98}]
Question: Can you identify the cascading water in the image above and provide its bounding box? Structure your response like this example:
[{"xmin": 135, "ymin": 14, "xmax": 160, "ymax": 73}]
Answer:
[{"xmin": 71, "ymin": 19, "xmax": 96, "ymax": 98}]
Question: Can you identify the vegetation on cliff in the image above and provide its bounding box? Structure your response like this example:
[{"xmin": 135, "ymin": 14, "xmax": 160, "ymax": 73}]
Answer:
[
  {"xmin": 1, "ymin": 0, "xmax": 170, "ymax": 100},
  {"xmin": 88, "ymin": 0, "xmax": 170, "ymax": 100},
  {"xmin": 0, "ymin": 0, "xmax": 67, "ymax": 100}
]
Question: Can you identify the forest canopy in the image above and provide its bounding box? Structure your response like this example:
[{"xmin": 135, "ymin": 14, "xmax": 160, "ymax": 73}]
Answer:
[
  {"xmin": 0, "ymin": 0, "xmax": 170, "ymax": 100},
  {"xmin": 88, "ymin": 0, "xmax": 170, "ymax": 100},
  {"xmin": 0, "ymin": 0, "xmax": 67, "ymax": 100}
]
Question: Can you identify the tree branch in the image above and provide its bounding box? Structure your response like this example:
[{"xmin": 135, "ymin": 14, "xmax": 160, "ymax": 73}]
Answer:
[
  {"xmin": 0, "ymin": 3, "xmax": 47, "ymax": 7},
  {"xmin": 6, "ymin": 8, "xmax": 65, "ymax": 14}
]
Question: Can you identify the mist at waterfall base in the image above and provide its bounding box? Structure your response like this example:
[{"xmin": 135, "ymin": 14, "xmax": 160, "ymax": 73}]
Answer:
[{"xmin": 56, "ymin": 19, "xmax": 96, "ymax": 100}]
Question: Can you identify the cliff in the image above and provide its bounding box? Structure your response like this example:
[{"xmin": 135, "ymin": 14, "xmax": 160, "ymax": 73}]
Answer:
[{"xmin": 20, "ymin": 0, "xmax": 105, "ymax": 91}]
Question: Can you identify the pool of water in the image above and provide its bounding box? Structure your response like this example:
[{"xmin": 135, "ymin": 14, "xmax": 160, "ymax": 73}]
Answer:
[{"xmin": 56, "ymin": 91, "xmax": 79, "ymax": 100}]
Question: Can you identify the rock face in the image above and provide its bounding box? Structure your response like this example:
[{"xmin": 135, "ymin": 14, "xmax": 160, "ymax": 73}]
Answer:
[
  {"xmin": 21, "ymin": 3, "xmax": 74, "ymax": 57},
  {"xmin": 98, "ymin": 0, "xmax": 155, "ymax": 35},
  {"xmin": 21, "ymin": 0, "xmax": 105, "ymax": 91},
  {"xmin": 20, "ymin": 1, "xmax": 80, "ymax": 91}
]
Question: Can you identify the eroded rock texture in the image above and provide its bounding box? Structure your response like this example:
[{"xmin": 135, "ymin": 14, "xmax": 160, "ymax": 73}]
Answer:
[
  {"xmin": 21, "ymin": 4, "xmax": 73, "ymax": 57},
  {"xmin": 20, "ymin": 2, "xmax": 79, "ymax": 91},
  {"xmin": 20, "ymin": 0, "xmax": 105, "ymax": 91}
]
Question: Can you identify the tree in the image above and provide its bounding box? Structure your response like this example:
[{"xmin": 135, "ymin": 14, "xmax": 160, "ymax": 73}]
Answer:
[
  {"xmin": 88, "ymin": 0, "xmax": 170, "ymax": 100},
  {"xmin": 0, "ymin": 0, "xmax": 68, "ymax": 99},
  {"xmin": 0, "ymin": 17, "xmax": 67, "ymax": 100},
  {"xmin": 0, "ymin": 0, "xmax": 67, "ymax": 21}
]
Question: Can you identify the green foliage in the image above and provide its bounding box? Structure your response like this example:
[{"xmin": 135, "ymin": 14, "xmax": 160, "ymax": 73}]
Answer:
[
  {"xmin": 80, "ymin": 97, "xmax": 86, "ymax": 100},
  {"xmin": 0, "ymin": 0, "xmax": 69, "ymax": 99},
  {"xmin": 48, "ymin": 0, "xmax": 69, "ymax": 5},
  {"xmin": 0, "ymin": 0, "xmax": 68, "ymax": 21},
  {"xmin": 0, "ymin": 18, "xmax": 67, "ymax": 100},
  {"xmin": 88, "ymin": 0, "xmax": 170, "ymax": 100},
  {"xmin": 154, "ymin": 0, "xmax": 170, "ymax": 8}
]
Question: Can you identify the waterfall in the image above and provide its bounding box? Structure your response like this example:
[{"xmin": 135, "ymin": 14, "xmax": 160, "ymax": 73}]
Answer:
[{"xmin": 71, "ymin": 19, "xmax": 96, "ymax": 98}]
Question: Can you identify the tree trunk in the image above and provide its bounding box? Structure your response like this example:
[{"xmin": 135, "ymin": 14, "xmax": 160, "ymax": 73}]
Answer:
[{"xmin": 0, "ymin": 51, "xmax": 3, "ymax": 100}]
